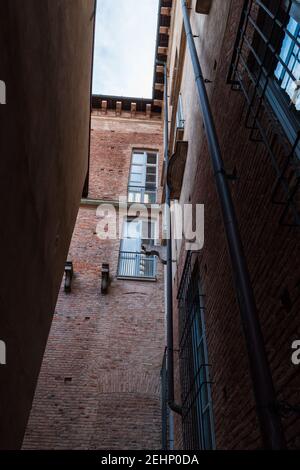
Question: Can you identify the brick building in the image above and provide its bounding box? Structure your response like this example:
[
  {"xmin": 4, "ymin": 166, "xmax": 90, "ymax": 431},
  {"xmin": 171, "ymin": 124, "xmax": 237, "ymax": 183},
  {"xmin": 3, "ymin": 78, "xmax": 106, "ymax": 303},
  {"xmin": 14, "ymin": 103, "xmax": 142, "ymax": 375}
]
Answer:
[
  {"xmin": 164, "ymin": 0, "xmax": 300, "ymax": 450},
  {"xmin": 23, "ymin": 98, "xmax": 166, "ymax": 449}
]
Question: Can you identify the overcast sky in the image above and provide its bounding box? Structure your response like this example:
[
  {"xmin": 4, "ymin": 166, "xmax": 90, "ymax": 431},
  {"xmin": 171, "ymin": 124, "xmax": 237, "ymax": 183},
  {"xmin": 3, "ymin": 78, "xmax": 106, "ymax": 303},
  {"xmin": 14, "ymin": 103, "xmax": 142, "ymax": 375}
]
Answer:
[{"xmin": 93, "ymin": 0, "xmax": 159, "ymax": 98}]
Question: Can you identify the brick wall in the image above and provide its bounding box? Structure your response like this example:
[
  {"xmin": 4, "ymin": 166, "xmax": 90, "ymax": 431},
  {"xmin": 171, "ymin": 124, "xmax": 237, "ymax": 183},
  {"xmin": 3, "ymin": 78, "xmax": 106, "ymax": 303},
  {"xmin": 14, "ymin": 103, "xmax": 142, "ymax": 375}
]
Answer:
[
  {"xmin": 170, "ymin": 0, "xmax": 300, "ymax": 450},
  {"xmin": 23, "ymin": 111, "xmax": 166, "ymax": 450}
]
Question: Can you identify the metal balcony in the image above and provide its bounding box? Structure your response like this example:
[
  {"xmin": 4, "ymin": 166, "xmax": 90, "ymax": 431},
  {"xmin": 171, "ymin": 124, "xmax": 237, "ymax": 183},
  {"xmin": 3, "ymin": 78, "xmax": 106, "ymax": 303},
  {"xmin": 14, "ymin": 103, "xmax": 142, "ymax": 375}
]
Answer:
[{"xmin": 117, "ymin": 251, "xmax": 157, "ymax": 279}]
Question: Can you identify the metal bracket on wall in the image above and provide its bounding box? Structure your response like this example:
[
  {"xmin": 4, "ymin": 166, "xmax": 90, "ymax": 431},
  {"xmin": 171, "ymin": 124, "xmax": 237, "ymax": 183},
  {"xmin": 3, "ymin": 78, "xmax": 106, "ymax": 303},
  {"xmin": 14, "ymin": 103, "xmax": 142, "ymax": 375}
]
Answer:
[
  {"xmin": 101, "ymin": 263, "xmax": 110, "ymax": 294},
  {"xmin": 64, "ymin": 261, "xmax": 73, "ymax": 293},
  {"xmin": 142, "ymin": 244, "xmax": 168, "ymax": 265},
  {"xmin": 223, "ymin": 166, "xmax": 239, "ymax": 181}
]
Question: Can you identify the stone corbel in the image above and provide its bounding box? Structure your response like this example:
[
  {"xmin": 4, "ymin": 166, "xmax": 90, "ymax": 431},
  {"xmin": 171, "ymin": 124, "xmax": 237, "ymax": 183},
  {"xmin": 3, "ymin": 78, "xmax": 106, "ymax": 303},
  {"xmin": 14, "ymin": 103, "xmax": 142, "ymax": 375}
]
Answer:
[{"xmin": 64, "ymin": 261, "xmax": 74, "ymax": 293}]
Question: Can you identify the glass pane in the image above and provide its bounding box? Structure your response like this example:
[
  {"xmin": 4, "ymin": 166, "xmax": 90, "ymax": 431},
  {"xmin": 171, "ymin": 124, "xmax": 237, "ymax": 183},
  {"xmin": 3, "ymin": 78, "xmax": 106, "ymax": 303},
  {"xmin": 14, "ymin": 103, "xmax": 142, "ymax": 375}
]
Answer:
[
  {"xmin": 132, "ymin": 165, "xmax": 143, "ymax": 174},
  {"xmin": 177, "ymin": 93, "xmax": 185, "ymax": 128},
  {"xmin": 274, "ymin": 16, "xmax": 300, "ymax": 110},
  {"xmin": 146, "ymin": 166, "xmax": 156, "ymax": 174},
  {"xmin": 124, "ymin": 220, "xmax": 141, "ymax": 239},
  {"xmin": 133, "ymin": 153, "xmax": 145, "ymax": 164},
  {"xmin": 146, "ymin": 174, "xmax": 156, "ymax": 183},
  {"xmin": 147, "ymin": 153, "xmax": 157, "ymax": 164},
  {"xmin": 130, "ymin": 173, "xmax": 143, "ymax": 184},
  {"xmin": 141, "ymin": 220, "xmax": 155, "ymax": 240}
]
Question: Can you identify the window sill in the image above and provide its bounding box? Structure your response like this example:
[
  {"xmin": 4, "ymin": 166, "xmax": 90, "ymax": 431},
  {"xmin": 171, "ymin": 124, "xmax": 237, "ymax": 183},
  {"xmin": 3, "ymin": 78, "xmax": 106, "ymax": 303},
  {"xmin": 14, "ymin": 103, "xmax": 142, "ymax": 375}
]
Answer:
[{"xmin": 117, "ymin": 275, "xmax": 157, "ymax": 282}]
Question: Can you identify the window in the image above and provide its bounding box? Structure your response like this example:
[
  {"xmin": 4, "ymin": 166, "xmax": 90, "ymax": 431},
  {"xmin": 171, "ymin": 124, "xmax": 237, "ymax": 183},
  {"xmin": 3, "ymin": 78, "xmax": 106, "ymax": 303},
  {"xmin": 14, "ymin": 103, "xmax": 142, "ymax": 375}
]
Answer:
[
  {"xmin": 173, "ymin": 92, "xmax": 185, "ymax": 150},
  {"xmin": 263, "ymin": 0, "xmax": 300, "ymax": 143},
  {"xmin": 128, "ymin": 150, "xmax": 158, "ymax": 204},
  {"xmin": 178, "ymin": 254, "xmax": 215, "ymax": 450},
  {"xmin": 229, "ymin": 0, "xmax": 300, "ymax": 225},
  {"xmin": 117, "ymin": 218, "xmax": 157, "ymax": 279},
  {"xmin": 170, "ymin": 51, "xmax": 179, "ymax": 105},
  {"xmin": 176, "ymin": 93, "xmax": 185, "ymax": 129},
  {"xmin": 275, "ymin": 14, "xmax": 300, "ymax": 110}
]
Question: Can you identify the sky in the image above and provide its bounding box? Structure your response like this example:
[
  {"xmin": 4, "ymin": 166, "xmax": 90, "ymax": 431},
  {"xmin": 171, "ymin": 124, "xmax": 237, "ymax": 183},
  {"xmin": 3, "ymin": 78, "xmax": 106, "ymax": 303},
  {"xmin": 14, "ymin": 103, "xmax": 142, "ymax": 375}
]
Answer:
[{"xmin": 93, "ymin": 0, "xmax": 159, "ymax": 98}]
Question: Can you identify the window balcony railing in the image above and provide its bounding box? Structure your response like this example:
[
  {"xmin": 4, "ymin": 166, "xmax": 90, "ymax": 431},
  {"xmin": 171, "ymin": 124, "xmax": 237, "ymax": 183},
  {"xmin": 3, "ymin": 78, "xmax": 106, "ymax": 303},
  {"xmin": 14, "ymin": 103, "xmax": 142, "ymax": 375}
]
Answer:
[
  {"xmin": 117, "ymin": 251, "xmax": 157, "ymax": 279},
  {"xmin": 128, "ymin": 185, "xmax": 157, "ymax": 204}
]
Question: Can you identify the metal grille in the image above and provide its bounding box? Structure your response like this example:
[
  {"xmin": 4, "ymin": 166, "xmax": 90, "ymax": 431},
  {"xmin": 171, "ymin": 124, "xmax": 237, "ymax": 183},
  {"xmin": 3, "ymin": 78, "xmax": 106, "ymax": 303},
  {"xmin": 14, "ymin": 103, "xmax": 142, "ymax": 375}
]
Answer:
[
  {"xmin": 117, "ymin": 251, "xmax": 156, "ymax": 279},
  {"xmin": 177, "ymin": 252, "xmax": 215, "ymax": 450},
  {"xmin": 229, "ymin": 0, "xmax": 300, "ymax": 226}
]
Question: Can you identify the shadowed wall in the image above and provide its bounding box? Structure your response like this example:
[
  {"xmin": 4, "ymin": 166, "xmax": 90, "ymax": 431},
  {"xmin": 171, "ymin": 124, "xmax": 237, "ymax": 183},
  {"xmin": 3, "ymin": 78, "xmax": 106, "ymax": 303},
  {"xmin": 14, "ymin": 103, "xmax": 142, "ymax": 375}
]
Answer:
[{"xmin": 0, "ymin": 0, "xmax": 95, "ymax": 449}]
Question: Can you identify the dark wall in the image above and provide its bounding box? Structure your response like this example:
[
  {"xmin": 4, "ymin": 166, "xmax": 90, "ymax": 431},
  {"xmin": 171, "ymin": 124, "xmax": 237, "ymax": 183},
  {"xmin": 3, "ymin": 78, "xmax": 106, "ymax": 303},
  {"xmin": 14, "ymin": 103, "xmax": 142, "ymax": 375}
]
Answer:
[{"xmin": 0, "ymin": 0, "xmax": 95, "ymax": 449}]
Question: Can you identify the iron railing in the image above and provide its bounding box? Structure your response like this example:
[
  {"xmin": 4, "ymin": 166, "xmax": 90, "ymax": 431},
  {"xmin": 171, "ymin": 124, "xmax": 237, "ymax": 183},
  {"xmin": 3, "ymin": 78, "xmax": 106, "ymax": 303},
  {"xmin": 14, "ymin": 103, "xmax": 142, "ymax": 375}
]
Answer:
[
  {"xmin": 117, "ymin": 251, "xmax": 157, "ymax": 279},
  {"xmin": 229, "ymin": 0, "xmax": 300, "ymax": 226},
  {"xmin": 128, "ymin": 185, "xmax": 157, "ymax": 204}
]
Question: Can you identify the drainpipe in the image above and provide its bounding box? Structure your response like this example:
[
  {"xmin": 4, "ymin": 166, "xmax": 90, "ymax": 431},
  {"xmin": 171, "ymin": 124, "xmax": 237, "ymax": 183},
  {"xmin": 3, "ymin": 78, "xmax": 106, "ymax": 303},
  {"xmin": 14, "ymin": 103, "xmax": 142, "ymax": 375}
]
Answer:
[
  {"xmin": 158, "ymin": 59, "xmax": 182, "ymax": 416},
  {"xmin": 181, "ymin": 1, "xmax": 285, "ymax": 449}
]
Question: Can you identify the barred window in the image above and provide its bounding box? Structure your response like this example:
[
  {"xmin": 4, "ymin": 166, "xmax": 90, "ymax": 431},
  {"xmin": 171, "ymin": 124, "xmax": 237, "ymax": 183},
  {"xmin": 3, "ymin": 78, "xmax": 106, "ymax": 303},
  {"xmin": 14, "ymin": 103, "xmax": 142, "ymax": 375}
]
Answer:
[
  {"xmin": 229, "ymin": 0, "xmax": 300, "ymax": 226},
  {"xmin": 178, "ymin": 254, "xmax": 215, "ymax": 450}
]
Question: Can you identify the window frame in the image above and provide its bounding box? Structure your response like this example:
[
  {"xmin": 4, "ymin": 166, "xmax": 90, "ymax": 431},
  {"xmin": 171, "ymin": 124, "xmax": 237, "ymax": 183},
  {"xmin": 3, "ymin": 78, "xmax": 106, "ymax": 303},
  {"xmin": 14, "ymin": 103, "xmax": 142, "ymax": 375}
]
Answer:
[{"xmin": 128, "ymin": 149, "xmax": 159, "ymax": 204}]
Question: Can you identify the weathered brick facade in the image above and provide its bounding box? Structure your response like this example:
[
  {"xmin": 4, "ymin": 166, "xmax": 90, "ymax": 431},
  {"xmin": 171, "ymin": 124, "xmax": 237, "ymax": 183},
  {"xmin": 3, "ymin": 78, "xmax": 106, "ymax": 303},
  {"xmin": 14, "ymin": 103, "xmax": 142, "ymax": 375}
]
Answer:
[
  {"xmin": 23, "ymin": 108, "xmax": 166, "ymax": 449},
  {"xmin": 168, "ymin": 0, "xmax": 300, "ymax": 450}
]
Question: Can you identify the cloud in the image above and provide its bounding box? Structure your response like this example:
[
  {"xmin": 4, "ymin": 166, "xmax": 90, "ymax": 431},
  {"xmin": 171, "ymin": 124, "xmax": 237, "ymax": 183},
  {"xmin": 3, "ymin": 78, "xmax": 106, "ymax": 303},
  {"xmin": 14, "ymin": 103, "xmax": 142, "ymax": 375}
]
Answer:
[{"xmin": 93, "ymin": 0, "xmax": 159, "ymax": 98}]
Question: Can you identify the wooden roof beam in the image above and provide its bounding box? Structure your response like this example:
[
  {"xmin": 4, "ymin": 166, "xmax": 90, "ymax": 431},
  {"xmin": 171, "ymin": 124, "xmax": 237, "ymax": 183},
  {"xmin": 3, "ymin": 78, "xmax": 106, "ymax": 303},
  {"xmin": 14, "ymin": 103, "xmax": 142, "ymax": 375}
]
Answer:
[
  {"xmin": 131, "ymin": 102, "xmax": 136, "ymax": 117},
  {"xmin": 159, "ymin": 26, "xmax": 169, "ymax": 35},
  {"xmin": 155, "ymin": 83, "xmax": 164, "ymax": 92},
  {"xmin": 154, "ymin": 99, "xmax": 163, "ymax": 108},
  {"xmin": 146, "ymin": 104, "xmax": 152, "ymax": 118},
  {"xmin": 158, "ymin": 46, "xmax": 168, "ymax": 55},
  {"xmin": 116, "ymin": 101, "xmax": 122, "ymax": 115},
  {"xmin": 161, "ymin": 6, "xmax": 171, "ymax": 16},
  {"xmin": 101, "ymin": 100, "xmax": 107, "ymax": 114}
]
